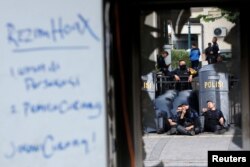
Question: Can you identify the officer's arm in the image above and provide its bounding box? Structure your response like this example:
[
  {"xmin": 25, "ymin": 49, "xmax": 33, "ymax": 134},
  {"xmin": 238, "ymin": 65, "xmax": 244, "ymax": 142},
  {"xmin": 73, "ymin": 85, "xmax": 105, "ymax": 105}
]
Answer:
[{"xmin": 188, "ymin": 74, "xmax": 193, "ymax": 82}]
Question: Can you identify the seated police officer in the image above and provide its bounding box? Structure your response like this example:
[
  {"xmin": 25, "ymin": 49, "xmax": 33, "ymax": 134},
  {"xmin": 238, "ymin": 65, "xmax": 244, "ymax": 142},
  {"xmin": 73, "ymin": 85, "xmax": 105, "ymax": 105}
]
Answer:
[
  {"xmin": 171, "ymin": 60, "xmax": 197, "ymax": 91},
  {"xmin": 202, "ymin": 100, "xmax": 228, "ymax": 134},
  {"xmin": 167, "ymin": 104, "xmax": 200, "ymax": 135},
  {"xmin": 165, "ymin": 106, "xmax": 181, "ymax": 135}
]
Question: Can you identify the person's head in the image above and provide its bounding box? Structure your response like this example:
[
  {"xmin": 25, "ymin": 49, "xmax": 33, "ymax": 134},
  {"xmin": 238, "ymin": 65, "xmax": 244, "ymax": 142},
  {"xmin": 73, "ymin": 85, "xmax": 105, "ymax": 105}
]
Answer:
[
  {"xmin": 179, "ymin": 60, "xmax": 187, "ymax": 70},
  {"xmin": 181, "ymin": 103, "xmax": 189, "ymax": 110},
  {"xmin": 207, "ymin": 100, "xmax": 215, "ymax": 109},
  {"xmin": 212, "ymin": 37, "xmax": 217, "ymax": 43},
  {"xmin": 208, "ymin": 42, "xmax": 212, "ymax": 47},
  {"xmin": 161, "ymin": 51, "xmax": 169, "ymax": 58},
  {"xmin": 177, "ymin": 105, "xmax": 183, "ymax": 112},
  {"xmin": 191, "ymin": 43, "xmax": 197, "ymax": 48},
  {"xmin": 217, "ymin": 55, "xmax": 223, "ymax": 62}
]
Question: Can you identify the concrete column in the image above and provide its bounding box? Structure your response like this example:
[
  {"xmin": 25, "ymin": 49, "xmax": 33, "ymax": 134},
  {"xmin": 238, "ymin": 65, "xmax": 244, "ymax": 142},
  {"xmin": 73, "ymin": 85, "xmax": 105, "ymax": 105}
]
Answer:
[
  {"xmin": 241, "ymin": 13, "xmax": 250, "ymax": 149},
  {"xmin": 241, "ymin": 44, "xmax": 250, "ymax": 149}
]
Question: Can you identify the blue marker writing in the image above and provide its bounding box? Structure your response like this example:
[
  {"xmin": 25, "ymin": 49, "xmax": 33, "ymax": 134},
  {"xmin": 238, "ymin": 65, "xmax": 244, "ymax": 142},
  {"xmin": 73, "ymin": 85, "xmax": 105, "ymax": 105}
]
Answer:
[
  {"xmin": 4, "ymin": 133, "xmax": 95, "ymax": 159},
  {"xmin": 22, "ymin": 99, "xmax": 102, "ymax": 118},
  {"xmin": 7, "ymin": 14, "xmax": 100, "ymax": 48},
  {"xmin": 10, "ymin": 61, "xmax": 60, "ymax": 77},
  {"xmin": 24, "ymin": 76, "xmax": 80, "ymax": 90}
]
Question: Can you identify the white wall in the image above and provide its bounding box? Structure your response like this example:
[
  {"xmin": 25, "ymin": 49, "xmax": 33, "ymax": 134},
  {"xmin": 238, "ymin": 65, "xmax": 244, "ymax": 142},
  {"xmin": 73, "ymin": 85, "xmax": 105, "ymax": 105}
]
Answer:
[
  {"xmin": 191, "ymin": 7, "xmax": 235, "ymax": 51},
  {"xmin": 202, "ymin": 18, "xmax": 235, "ymax": 50}
]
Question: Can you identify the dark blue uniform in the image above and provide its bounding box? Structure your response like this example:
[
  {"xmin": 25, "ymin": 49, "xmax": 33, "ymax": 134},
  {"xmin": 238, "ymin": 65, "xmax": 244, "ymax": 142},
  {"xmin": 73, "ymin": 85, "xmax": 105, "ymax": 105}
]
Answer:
[
  {"xmin": 204, "ymin": 109, "xmax": 224, "ymax": 132},
  {"xmin": 171, "ymin": 67, "xmax": 192, "ymax": 91},
  {"xmin": 157, "ymin": 55, "xmax": 170, "ymax": 76}
]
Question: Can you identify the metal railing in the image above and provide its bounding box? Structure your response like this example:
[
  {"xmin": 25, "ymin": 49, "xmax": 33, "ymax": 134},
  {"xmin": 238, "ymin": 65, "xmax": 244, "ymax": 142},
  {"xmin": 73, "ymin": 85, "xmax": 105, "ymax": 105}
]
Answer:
[
  {"xmin": 154, "ymin": 73, "xmax": 199, "ymax": 95},
  {"xmin": 228, "ymin": 76, "xmax": 241, "ymax": 125}
]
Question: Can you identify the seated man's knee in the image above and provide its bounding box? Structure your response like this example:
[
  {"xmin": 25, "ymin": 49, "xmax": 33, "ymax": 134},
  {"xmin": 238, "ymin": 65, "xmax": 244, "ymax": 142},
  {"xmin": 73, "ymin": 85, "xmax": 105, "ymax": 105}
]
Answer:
[
  {"xmin": 177, "ymin": 125, "xmax": 195, "ymax": 136},
  {"xmin": 166, "ymin": 125, "xmax": 177, "ymax": 135},
  {"xmin": 176, "ymin": 125, "xmax": 187, "ymax": 134}
]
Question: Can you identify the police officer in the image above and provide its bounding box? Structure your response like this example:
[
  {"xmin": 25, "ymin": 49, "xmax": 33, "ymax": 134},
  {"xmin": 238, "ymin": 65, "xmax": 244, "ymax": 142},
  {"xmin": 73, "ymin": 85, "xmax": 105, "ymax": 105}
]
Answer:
[
  {"xmin": 211, "ymin": 36, "xmax": 220, "ymax": 63},
  {"xmin": 166, "ymin": 104, "xmax": 201, "ymax": 135},
  {"xmin": 157, "ymin": 50, "xmax": 170, "ymax": 76},
  {"xmin": 171, "ymin": 60, "xmax": 196, "ymax": 91},
  {"xmin": 202, "ymin": 100, "xmax": 228, "ymax": 134},
  {"xmin": 205, "ymin": 42, "xmax": 216, "ymax": 64}
]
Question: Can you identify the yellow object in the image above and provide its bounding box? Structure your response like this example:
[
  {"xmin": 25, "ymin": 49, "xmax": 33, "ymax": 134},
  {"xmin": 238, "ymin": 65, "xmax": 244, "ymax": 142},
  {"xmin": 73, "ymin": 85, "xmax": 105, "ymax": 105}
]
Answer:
[{"xmin": 189, "ymin": 68, "xmax": 197, "ymax": 75}]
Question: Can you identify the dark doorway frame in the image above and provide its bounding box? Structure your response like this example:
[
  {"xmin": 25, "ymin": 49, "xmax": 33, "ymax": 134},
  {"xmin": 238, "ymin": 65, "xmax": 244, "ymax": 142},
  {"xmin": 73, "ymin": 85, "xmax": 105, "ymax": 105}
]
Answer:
[{"xmin": 113, "ymin": 0, "xmax": 249, "ymax": 166}]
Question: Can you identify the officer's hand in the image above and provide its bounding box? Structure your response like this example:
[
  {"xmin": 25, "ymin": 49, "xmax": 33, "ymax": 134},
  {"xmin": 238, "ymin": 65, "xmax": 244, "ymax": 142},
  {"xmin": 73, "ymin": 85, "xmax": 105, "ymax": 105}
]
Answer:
[
  {"xmin": 174, "ymin": 75, "xmax": 180, "ymax": 81},
  {"xmin": 185, "ymin": 125, "xmax": 194, "ymax": 131},
  {"xmin": 202, "ymin": 108, "xmax": 208, "ymax": 112},
  {"xmin": 188, "ymin": 75, "xmax": 193, "ymax": 82}
]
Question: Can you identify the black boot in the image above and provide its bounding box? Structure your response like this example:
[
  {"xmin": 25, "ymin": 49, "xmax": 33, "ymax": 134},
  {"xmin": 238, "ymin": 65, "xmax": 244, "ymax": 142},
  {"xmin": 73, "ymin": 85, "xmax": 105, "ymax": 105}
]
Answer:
[{"xmin": 166, "ymin": 126, "xmax": 177, "ymax": 135}]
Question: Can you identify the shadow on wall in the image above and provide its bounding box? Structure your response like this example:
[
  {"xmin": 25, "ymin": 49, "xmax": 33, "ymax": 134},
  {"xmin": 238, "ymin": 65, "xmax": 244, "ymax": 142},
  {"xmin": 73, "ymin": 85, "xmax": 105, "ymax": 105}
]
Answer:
[
  {"xmin": 140, "ymin": 11, "xmax": 164, "ymax": 135},
  {"xmin": 140, "ymin": 11, "xmax": 161, "ymax": 76}
]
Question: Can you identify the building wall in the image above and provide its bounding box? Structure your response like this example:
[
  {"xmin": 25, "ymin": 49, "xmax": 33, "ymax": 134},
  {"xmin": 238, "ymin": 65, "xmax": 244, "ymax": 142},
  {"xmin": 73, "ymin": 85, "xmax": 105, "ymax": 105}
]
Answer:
[
  {"xmin": 202, "ymin": 19, "xmax": 235, "ymax": 50},
  {"xmin": 191, "ymin": 7, "xmax": 235, "ymax": 51},
  {"xmin": 144, "ymin": 12, "xmax": 159, "ymax": 62}
]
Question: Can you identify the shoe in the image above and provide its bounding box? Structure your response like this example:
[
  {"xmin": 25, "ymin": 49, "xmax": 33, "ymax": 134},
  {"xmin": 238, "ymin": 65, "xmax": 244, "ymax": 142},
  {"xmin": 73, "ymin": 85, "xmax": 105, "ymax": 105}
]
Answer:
[
  {"xmin": 166, "ymin": 131, "xmax": 172, "ymax": 135},
  {"xmin": 223, "ymin": 125, "xmax": 230, "ymax": 131},
  {"xmin": 166, "ymin": 127, "xmax": 177, "ymax": 135},
  {"xmin": 157, "ymin": 128, "xmax": 165, "ymax": 134},
  {"xmin": 187, "ymin": 129, "xmax": 195, "ymax": 136},
  {"xmin": 215, "ymin": 128, "xmax": 226, "ymax": 134},
  {"xmin": 194, "ymin": 127, "xmax": 202, "ymax": 134}
]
